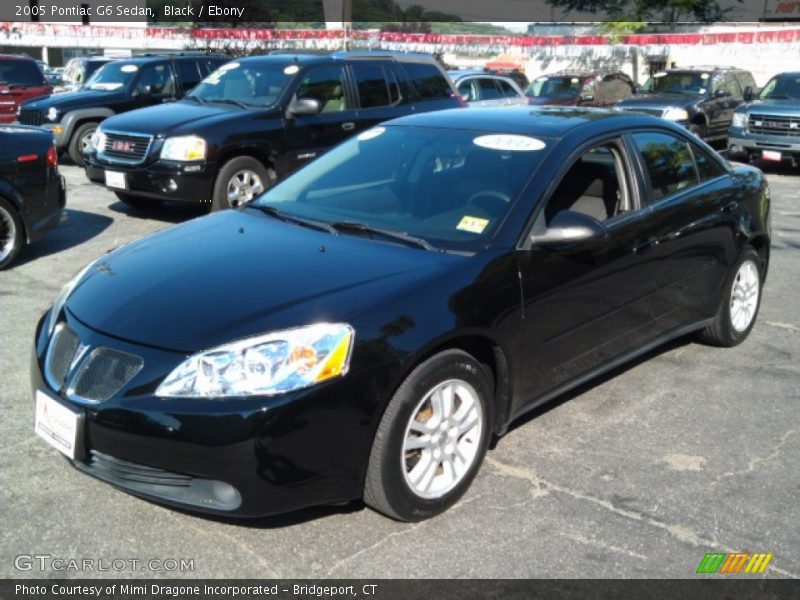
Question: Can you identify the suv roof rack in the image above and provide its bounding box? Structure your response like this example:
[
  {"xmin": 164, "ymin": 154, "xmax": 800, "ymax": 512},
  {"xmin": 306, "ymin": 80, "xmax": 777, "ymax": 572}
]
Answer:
[{"xmin": 672, "ymin": 65, "xmax": 734, "ymax": 71}]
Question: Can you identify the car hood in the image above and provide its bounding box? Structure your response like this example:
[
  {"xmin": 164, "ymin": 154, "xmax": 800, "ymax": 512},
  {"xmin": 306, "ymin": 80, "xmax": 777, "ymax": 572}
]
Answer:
[
  {"xmin": 99, "ymin": 101, "xmax": 279, "ymax": 136},
  {"xmin": 738, "ymin": 98, "xmax": 800, "ymax": 117},
  {"xmin": 616, "ymin": 93, "xmax": 697, "ymax": 110},
  {"xmin": 22, "ymin": 89, "xmax": 125, "ymax": 110},
  {"xmin": 65, "ymin": 209, "xmax": 461, "ymax": 353}
]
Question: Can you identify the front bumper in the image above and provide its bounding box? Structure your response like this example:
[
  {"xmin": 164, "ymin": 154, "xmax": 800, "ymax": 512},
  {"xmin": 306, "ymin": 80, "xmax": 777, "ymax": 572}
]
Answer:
[
  {"xmin": 728, "ymin": 127, "xmax": 800, "ymax": 163},
  {"xmin": 84, "ymin": 151, "xmax": 216, "ymax": 205},
  {"xmin": 31, "ymin": 310, "xmax": 386, "ymax": 517}
]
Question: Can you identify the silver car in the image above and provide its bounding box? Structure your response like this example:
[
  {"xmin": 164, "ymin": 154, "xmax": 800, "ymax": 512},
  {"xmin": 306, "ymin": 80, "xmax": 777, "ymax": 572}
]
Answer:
[{"xmin": 448, "ymin": 71, "xmax": 529, "ymax": 107}]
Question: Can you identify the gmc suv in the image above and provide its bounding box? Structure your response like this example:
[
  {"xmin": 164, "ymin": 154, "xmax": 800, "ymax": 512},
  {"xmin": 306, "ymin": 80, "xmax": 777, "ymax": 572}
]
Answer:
[
  {"xmin": 616, "ymin": 66, "xmax": 756, "ymax": 142},
  {"xmin": 728, "ymin": 71, "xmax": 800, "ymax": 167},
  {"xmin": 17, "ymin": 53, "xmax": 228, "ymax": 166},
  {"xmin": 83, "ymin": 51, "xmax": 463, "ymax": 211}
]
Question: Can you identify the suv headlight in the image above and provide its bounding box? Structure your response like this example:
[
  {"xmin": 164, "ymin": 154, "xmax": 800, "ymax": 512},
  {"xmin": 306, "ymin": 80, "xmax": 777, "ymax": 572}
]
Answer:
[
  {"xmin": 662, "ymin": 107, "xmax": 689, "ymax": 121},
  {"xmin": 732, "ymin": 112, "xmax": 748, "ymax": 128},
  {"xmin": 46, "ymin": 107, "xmax": 59, "ymax": 122},
  {"xmin": 87, "ymin": 129, "xmax": 106, "ymax": 152},
  {"xmin": 160, "ymin": 135, "xmax": 206, "ymax": 161},
  {"xmin": 156, "ymin": 323, "xmax": 355, "ymax": 398}
]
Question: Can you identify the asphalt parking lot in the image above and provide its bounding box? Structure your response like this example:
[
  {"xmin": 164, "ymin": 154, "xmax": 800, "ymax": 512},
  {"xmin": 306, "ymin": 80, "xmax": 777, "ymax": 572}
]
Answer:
[{"xmin": 1, "ymin": 162, "xmax": 798, "ymax": 579}]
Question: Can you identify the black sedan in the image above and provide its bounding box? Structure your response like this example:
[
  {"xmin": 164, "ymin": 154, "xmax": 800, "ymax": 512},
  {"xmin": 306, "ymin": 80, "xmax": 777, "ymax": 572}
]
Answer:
[
  {"xmin": 0, "ymin": 125, "xmax": 65, "ymax": 269},
  {"xmin": 31, "ymin": 108, "xmax": 770, "ymax": 521}
]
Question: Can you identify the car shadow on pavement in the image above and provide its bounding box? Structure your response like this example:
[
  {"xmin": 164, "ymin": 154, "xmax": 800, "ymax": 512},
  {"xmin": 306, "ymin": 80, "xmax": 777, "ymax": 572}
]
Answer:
[
  {"xmin": 496, "ymin": 335, "xmax": 694, "ymax": 444},
  {"xmin": 14, "ymin": 208, "xmax": 113, "ymax": 268},
  {"xmin": 108, "ymin": 200, "xmax": 208, "ymax": 224}
]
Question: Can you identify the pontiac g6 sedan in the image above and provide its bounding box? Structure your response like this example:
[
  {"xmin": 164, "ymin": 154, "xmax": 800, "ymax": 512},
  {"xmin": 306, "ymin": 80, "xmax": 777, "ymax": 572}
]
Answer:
[{"xmin": 32, "ymin": 108, "xmax": 770, "ymax": 522}]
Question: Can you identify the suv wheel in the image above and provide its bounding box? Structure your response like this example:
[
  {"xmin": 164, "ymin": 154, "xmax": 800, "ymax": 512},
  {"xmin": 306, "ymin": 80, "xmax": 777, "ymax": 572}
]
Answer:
[
  {"xmin": 0, "ymin": 197, "xmax": 24, "ymax": 270},
  {"xmin": 68, "ymin": 122, "xmax": 98, "ymax": 167},
  {"xmin": 212, "ymin": 157, "xmax": 273, "ymax": 212}
]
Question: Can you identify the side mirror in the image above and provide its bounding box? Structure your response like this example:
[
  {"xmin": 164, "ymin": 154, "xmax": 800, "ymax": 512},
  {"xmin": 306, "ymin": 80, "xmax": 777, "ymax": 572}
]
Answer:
[
  {"xmin": 134, "ymin": 84, "xmax": 152, "ymax": 97},
  {"xmin": 743, "ymin": 86, "xmax": 754, "ymax": 102},
  {"xmin": 290, "ymin": 97, "xmax": 322, "ymax": 116},
  {"xmin": 714, "ymin": 88, "xmax": 727, "ymax": 98},
  {"xmin": 530, "ymin": 210, "xmax": 607, "ymax": 246}
]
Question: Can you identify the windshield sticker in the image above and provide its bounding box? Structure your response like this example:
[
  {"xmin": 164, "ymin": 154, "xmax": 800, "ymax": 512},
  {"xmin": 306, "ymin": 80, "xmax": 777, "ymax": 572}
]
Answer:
[
  {"xmin": 700, "ymin": 73, "xmax": 710, "ymax": 79},
  {"xmin": 284, "ymin": 65, "xmax": 300, "ymax": 75},
  {"xmin": 571, "ymin": 77, "xmax": 579, "ymax": 83},
  {"xmin": 89, "ymin": 83, "xmax": 124, "ymax": 91},
  {"xmin": 457, "ymin": 216, "xmax": 490, "ymax": 234},
  {"xmin": 357, "ymin": 127, "xmax": 385, "ymax": 141},
  {"xmin": 120, "ymin": 65, "xmax": 138, "ymax": 73},
  {"xmin": 698, "ymin": 88, "xmax": 707, "ymax": 94},
  {"xmin": 473, "ymin": 134, "xmax": 545, "ymax": 152},
  {"xmin": 220, "ymin": 62, "xmax": 240, "ymax": 71},
  {"xmin": 654, "ymin": 72, "xmax": 667, "ymax": 78}
]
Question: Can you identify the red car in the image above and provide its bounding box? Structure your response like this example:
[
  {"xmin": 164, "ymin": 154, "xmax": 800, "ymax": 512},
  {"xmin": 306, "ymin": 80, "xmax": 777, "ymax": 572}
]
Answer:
[{"xmin": 0, "ymin": 55, "xmax": 52, "ymax": 124}]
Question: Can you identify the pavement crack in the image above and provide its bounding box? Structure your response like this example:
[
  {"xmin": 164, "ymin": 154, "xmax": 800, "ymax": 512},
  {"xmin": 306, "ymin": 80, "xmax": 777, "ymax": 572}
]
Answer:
[
  {"xmin": 721, "ymin": 429, "xmax": 797, "ymax": 479},
  {"xmin": 323, "ymin": 521, "xmax": 427, "ymax": 576},
  {"xmin": 565, "ymin": 533, "xmax": 647, "ymax": 560},
  {"xmin": 484, "ymin": 456, "xmax": 549, "ymax": 498},
  {"xmin": 764, "ymin": 320, "xmax": 800, "ymax": 333}
]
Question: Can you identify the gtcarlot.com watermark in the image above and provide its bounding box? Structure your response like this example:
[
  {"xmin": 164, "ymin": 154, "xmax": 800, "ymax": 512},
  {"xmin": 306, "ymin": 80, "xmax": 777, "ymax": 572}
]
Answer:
[{"xmin": 14, "ymin": 554, "xmax": 194, "ymax": 572}]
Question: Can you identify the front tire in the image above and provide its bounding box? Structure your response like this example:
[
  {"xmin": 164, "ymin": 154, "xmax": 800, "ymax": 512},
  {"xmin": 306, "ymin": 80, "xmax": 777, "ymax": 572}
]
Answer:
[
  {"xmin": 212, "ymin": 157, "xmax": 273, "ymax": 212},
  {"xmin": 700, "ymin": 247, "xmax": 763, "ymax": 347},
  {"xmin": 364, "ymin": 349, "xmax": 493, "ymax": 522},
  {"xmin": 0, "ymin": 197, "xmax": 24, "ymax": 270},
  {"xmin": 68, "ymin": 122, "xmax": 98, "ymax": 167}
]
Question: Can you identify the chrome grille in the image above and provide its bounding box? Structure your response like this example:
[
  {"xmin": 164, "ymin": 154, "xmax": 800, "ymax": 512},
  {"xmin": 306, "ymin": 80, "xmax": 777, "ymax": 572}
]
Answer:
[
  {"xmin": 748, "ymin": 114, "xmax": 800, "ymax": 137},
  {"xmin": 67, "ymin": 347, "xmax": 143, "ymax": 403},
  {"xmin": 18, "ymin": 109, "xmax": 45, "ymax": 126},
  {"xmin": 618, "ymin": 106, "xmax": 664, "ymax": 117},
  {"xmin": 100, "ymin": 131, "xmax": 153, "ymax": 164},
  {"xmin": 45, "ymin": 324, "xmax": 79, "ymax": 390}
]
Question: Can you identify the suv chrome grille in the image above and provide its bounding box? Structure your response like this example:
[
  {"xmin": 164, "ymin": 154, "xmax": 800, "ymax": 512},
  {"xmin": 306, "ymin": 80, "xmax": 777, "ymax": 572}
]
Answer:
[
  {"xmin": 18, "ymin": 108, "xmax": 45, "ymax": 126},
  {"xmin": 99, "ymin": 131, "xmax": 153, "ymax": 164},
  {"xmin": 748, "ymin": 114, "xmax": 800, "ymax": 137},
  {"xmin": 618, "ymin": 106, "xmax": 665, "ymax": 118}
]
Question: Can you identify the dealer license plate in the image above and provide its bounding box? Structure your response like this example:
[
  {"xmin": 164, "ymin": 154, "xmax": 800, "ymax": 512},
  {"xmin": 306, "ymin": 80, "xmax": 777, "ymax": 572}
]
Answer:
[
  {"xmin": 104, "ymin": 170, "xmax": 126, "ymax": 189},
  {"xmin": 762, "ymin": 150, "xmax": 782, "ymax": 162},
  {"xmin": 34, "ymin": 390, "xmax": 83, "ymax": 459}
]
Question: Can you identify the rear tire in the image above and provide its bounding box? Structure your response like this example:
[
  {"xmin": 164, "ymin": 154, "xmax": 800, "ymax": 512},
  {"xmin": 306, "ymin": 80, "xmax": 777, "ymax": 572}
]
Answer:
[
  {"xmin": 0, "ymin": 197, "xmax": 24, "ymax": 270},
  {"xmin": 212, "ymin": 157, "xmax": 273, "ymax": 212},
  {"xmin": 699, "ymin": 247, "xmax": 763, "ymax": 347},
  {"xmin": 115, "ymin": 192, "xmax": 162, "ymax": 210},
  {"xmin": 68, "ymin": 122, "xmax": 98, "ymax": 167},
  {"xmin": 364, "ymin": 349, "xmax": 493, "ymax": 522}
]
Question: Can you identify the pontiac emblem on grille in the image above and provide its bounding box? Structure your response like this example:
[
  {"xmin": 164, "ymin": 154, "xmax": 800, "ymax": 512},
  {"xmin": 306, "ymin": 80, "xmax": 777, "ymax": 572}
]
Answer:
[{"xmin": 111, "ymin": 140, "xmax": 135, "ymax": 152}]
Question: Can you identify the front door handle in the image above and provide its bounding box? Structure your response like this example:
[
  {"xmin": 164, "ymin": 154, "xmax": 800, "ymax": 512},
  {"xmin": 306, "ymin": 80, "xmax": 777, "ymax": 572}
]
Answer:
[
  {"xmin": 342, "ymin": 122, "xmax": 355, "ymax": 131},
  {"xmin": 633, "ymin": 237, "xmax": 660, "ymax": 254},
  {"xmin": 721, "ymin": 201, "xmax": 738, "ymax": 214}
]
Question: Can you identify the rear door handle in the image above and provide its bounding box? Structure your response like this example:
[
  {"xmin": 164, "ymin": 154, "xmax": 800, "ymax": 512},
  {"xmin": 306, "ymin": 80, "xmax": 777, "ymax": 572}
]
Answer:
[{"xmin": 341, "ymin": 122, "xmax": 355, "ymax": 131}]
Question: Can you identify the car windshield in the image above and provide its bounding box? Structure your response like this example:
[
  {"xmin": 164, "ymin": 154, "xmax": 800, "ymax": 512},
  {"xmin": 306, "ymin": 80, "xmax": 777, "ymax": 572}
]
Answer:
[
  {"xmin": 642, "ymin": 72, "xmax": 709, "ymax": 95},
  {"xmin": 526, "ymin": 76, "xmax": 582, "ymax": 99},
  {"xmin": 758, "ymin": 74, "xmax": 800, "ymax": 100},
  {"xmin": 0, "ymin": 60, "xmax": 45, "ymax": 86},
  {"xmin": 187, "ymin": 62, "xmax": 292, "ymax": 107},
  {"xmin": 252, "ymin": 126, "xmax": 549, "ymax": 252},
  {"xmin": 86, "ymin": 62, "xmax": 138, "ymax": 91}
]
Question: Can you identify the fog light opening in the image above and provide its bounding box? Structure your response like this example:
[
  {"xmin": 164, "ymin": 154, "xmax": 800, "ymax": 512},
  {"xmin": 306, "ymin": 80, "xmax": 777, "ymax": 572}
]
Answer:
[{"xmin": 163, "ymin": 178, "xmax": 178, "ymax": 193}]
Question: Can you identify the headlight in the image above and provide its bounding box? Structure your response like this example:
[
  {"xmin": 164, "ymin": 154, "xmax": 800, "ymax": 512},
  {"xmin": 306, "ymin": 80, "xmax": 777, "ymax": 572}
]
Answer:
[
  {"xmin": 46, "ymin": 107, "xmax": 59, "ymax": 122},
  {"xmin": 156, "ymin": 323, "xmax": 355, "ymax": 398},
  {"xmin": 732, "ymin": 112, "xmax": 748, "ymax": 128},
  {"xmin": 87, "ymin": 129, "xmax": 106, "ymax": 152},
  {"xmin": 662, "ymin": 107, "xmax": 689, "ymax": 121},
  {"xmin": 160, "ymin": 135, "xmax": 206, "ymax": 161},
  {"xmin": 46, "ymin": 258, "xmax": 98, "ymax": 337}
]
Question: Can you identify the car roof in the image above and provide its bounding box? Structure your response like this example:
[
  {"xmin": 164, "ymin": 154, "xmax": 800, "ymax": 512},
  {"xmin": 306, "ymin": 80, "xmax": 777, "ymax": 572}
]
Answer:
[
  {"xmin": 0, "ymin": 54, "xmax": 36, "ymax": 62},
  {"xmin": 386, "ymin": 106, "xmax": 668, "ymax": 138},
  {"xmin": 251, "ymin": 51, "xmax": 439, "ymax": 66},
  {"xmin": 448, "ymin": 71, "xmax": 516, "ymax": 81}
]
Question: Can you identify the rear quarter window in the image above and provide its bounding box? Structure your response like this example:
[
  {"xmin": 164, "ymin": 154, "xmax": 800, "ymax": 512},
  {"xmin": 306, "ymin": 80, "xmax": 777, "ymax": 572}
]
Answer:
[{"xmin": 401, "ymin": 62, "xmax": 452, "ymax": 100}]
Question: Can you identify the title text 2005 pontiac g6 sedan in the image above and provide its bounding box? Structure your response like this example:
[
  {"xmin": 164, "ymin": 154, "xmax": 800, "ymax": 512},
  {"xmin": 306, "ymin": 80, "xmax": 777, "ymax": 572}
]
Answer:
[{"xmin": 31, "ymin": 108, "xmax": 770, "ymax": 522}]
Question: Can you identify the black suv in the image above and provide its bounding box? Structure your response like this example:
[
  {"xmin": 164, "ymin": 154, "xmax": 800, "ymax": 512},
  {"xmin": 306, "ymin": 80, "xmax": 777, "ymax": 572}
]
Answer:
[
  {"xmin": 83, "ymin": 51, "xmax": 463, "ymax": 211},
  {"xmin": 615, "ymin": 66, "xmax": 757, "ymax": 142},
  {"xmin": 17, "ymin": 53, "xmax": 229, "ymax": 166}
]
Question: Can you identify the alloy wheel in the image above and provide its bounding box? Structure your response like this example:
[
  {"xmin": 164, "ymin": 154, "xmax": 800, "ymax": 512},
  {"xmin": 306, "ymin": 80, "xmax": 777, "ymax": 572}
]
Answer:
[
  {"xmin": 0, "ymin": 204, "xmax": 17, "ymax": 264},
  {"xmin": 402, "ymin": 378, "xmax": 483, "ymax": 499},
  {"xmin": 730, "ymin": 259, "xmax": 760, "ymax": 332},
  {"xmin": 226, "ymin": 169, "xmax": 265, "ymax": 208}
]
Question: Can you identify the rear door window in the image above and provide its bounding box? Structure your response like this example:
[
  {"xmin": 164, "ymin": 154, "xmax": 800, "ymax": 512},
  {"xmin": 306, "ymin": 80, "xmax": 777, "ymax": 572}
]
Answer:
[
  {"xmin": 402, "ymin": 62, "xmax": 451, "ymax": 99},
  {"xmin": 479, "ymin": 78, "xmax": 501, "ymax": 100},
  {"xmin": 495, "ymin": 79, "xmax": 519, "ymax": 98},
  {"xmin": 633, "ymin": 131, "xmax": 699, "ymax": 202},
  {"xmin": 176, "ymin": 60, "xmax": 202, "ymax": 94},
  {"xmin": 352, "ymin": 63, "xmax": 392, "ymax": 108}
]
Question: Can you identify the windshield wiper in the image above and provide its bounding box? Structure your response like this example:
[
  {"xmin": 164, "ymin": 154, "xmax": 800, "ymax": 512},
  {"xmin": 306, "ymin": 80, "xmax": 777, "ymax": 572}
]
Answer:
[
  {"xmin": 183, "ymin": 95, "xmax": 207, "ymax": 104},
  {"xmin": 330, "ymin": 221, "xmax": 435, "ymax": 251},
  {"xmin": 208, "ymin": 98, "xmax": 248, "ymax": 109},
  {"xmin": 250, "ymin": 205, "xmax": 337, "ymax": 234}
]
